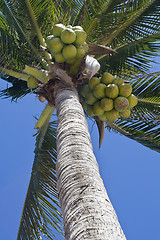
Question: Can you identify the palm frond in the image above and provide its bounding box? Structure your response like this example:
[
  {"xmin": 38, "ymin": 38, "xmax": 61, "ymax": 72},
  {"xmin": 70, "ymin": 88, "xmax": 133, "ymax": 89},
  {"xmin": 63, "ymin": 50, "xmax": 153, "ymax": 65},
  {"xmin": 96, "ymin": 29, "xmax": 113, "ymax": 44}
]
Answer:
[
  {"xmin": 130, "ymin": 71, "xmax": 160, "ymax": 121},
  {"xmin": 17, "ymin": 120, "xmax": 64, "ymax": 240},
  {"xmin": 0, "ymin": 0, "xmax": 42, "ymax": 66},
  {"xmin": 102, "ymin": 38, "xmax": 159, "ymax": 75},
  {"xmin": 98, "ymin": 36, "xmax": 160, "ymax": 74},
  {"xmin": 0, "ymin": 75, "xmax": 30, "ymax": 101},
  {"xmin": 132, "ymin": 71, "xmax": 160, "ymax": 98},
  {"xmin": 106, "ymin": 115, "xmax": 160, "ymax": 153},
  {"xmin": 101, "ymin": 0, "xmax": 159, "ymax": 46},
  {"xmin": 132, "ymin": 100, "xmax": 160, "ymax": 121},
  {"xmin": 0, "ymin": 0, "xmax": 50, "ymax": 69}
]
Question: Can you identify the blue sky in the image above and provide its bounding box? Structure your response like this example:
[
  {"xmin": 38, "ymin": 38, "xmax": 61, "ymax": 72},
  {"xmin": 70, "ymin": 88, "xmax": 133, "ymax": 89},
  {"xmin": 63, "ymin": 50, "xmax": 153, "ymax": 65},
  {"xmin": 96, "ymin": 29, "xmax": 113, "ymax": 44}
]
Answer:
[{"xmin": 0, "ymin": 61, "xmax": 160, "ymax": 240}]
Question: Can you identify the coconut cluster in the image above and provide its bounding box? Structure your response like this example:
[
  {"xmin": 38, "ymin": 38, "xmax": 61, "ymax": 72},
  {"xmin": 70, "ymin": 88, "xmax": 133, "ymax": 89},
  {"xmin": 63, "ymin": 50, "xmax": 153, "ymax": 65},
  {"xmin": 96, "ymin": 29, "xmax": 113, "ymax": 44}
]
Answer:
[
  {"xmin": 80, "ymin": 72, "xmax": 138, "ymax": 122},
  {"xmin": 46, "ymin": 23, "xmax": 88, "ymax": 64}
]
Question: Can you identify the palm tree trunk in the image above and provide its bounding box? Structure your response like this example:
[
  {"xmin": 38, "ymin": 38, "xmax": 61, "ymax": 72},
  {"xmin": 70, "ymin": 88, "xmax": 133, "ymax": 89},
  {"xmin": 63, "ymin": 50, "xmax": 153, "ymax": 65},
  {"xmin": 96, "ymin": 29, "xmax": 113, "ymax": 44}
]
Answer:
[{"xmin": 55, "ymin": 85, "xmax": 126, "ymax": 240}]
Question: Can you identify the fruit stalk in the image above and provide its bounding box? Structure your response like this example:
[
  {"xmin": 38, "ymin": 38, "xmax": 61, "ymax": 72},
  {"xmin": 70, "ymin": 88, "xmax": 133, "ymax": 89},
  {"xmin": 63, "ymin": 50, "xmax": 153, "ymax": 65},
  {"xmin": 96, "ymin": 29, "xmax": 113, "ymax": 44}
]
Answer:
[
  {"xmin": 69, "ymin": 58, "xmax": 82, "ymax": 76},
  {"xmin": 34, "ymin": 104, "xmax": 55, "ymax": 129},
  {"xmin": 23, "ymin": 65, "xmax": 49, "ymax": 83},
  {"xmin": 0, "ymin": 67, "xmax": 29, "ymax": 81}
]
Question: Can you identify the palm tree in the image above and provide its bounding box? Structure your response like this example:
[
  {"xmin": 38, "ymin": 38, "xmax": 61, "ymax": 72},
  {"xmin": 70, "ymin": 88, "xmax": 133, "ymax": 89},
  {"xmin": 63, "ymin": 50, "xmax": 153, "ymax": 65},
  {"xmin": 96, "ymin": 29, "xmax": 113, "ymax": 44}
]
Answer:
[{"xmin": 0, "ymin": 0, "xmax": 160, "ymax": 239}]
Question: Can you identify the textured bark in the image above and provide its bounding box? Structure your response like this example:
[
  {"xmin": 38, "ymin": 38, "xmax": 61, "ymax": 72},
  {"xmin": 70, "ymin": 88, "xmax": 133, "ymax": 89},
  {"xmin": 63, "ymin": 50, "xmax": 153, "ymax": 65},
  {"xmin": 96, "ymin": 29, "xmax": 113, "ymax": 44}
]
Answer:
[{"xmin": 55, "ymin": 85, "xmax": 126, "ymax": 240}]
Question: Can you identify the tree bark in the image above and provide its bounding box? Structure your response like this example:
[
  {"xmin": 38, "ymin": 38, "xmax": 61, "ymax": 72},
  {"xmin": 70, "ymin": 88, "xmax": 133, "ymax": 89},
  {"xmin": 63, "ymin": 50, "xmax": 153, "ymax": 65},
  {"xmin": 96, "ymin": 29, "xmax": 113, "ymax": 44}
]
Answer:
[{"xmin": 55, "ymin": 85, "xmax": 126, "ymax": 240}]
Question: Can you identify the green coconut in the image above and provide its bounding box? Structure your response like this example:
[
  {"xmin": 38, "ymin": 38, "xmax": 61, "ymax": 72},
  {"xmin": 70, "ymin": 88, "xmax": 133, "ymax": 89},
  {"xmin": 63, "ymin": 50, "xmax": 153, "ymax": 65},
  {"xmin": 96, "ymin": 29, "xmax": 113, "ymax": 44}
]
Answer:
[
  {"xmin": 81, "ymin": 42, "xmax": 89, "ymax": 53},
  {"xmin": 127, "ymin": 94, "xmax": 138, "ymax": 108},
  {"xmin": 93, "ymin": 83, "xmax": 106, "ymax": 99},
  {"xmin": 65, "ymin": 58, "xmax": 77, "ymax": 64},
  {"xmin": 61, "ymin": 28, "xmax": 76, "ymax": 44},
  {"xmin": 72, "ymin": 26, "xmax": 84, "ymax": 31},
  {"xmin": 120, "ymin": 109, "xmax": 131, "ymax": 119},
  {"xmin": 88, "ymin": 77, "xmax": 100, "ymax": 90},
  {"xmin": 86, "ymin": 105, "xmax": 95, "ymax": 117},
  {"xmin": 46, "ymin": 36, "xmax": 63, "ymax": 53},
  {"xmin": 93, "ymin": 101, "xmax": 105, "ymax": 116},
  {"xmin": 85, "ymin": 92, "xmax": 97, "ymax": 105},
  {"xmin": 52, "ymin": 23, "xmax": 65, "ymax": 37},
  {"xmin": 27, "ymin": 76, "xmax": 39, "ymax": 89},
  {"xmin": 66, "ymin": 25, "xmax": 73, "ymax": 29},
  {"xmin": 101, "ymin": 72, "xmax": 114, "ymax": 85},
  {"xmin": 54, "ymin": 53, "xmax": 65, "ymax": 63},
  {"xmin": 114, "ymin": 96, "xmax": 129, "ymax": 112},
  {"xmin": 80, "ymin": 84, "xmax": 90, "ymax": 97},
  {"xmin": 113, "ymin": 77, "xmax": 124, "ymax": 86},
  {"xmin": 62, "ymin": 44, "xmax": 77, "ymax": 59},
  {"xmin": 105, "ymin": 109, "xmax": 120, "ymax": 122},
  {"xmin": 105, "ymin": 84, "xmax": 119, "ymax": 99},
  {"xmin": 119, "ymin": 83, "xmax": 132, "ymax": 97},
  {"xmin": 98, "ymin": 113, "xmax": 107, "ymax": 122},
  {"xmin": 74, "ymin": 30, "xmax": 87, "ymax": 45},
  {"xmin": 100, "ymin": 98, "xmax": 114, "ymax": 111},
  {"xmin": 76, "ymin": 45, "xmax": 86, "ymax": 58}
]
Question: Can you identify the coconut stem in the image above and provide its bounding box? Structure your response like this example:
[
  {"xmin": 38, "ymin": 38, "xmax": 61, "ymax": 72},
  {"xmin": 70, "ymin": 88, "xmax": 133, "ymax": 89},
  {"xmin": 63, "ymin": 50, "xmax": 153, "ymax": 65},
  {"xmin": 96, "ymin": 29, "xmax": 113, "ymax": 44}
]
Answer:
[
  {"xmin": 23, "ymin": 65, "xmax": 49, "ymax": 83},
  {"xmin": 34, "ymin": 104, "xmax": 55, "ymax": 130},
  {"xmin": 0, "ymin": 67, "xmax": 29, "ymax": 81}
]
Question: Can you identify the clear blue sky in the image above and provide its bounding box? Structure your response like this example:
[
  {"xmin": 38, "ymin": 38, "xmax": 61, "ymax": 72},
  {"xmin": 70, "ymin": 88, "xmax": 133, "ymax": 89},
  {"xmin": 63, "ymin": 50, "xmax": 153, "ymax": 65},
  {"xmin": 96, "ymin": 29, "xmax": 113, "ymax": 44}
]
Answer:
[{"xmin": 0, "ymin": 60, "xmax": 160, "ymax": 240}]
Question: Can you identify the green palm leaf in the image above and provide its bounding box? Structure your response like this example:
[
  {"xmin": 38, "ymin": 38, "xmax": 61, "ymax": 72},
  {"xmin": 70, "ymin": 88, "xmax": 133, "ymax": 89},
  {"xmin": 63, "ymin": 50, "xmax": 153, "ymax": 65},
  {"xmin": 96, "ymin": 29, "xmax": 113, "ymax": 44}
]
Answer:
[
  {"xmin": 106, "ymin": 117, "xmax": 160, "ymax": 153},
  {"xmin": 98, "ymin": 35, "xmax": 160, "ymax": 74},
  {"xmin": 100, "ymin": 0, "xmax": 160, "ymax": 46},
  {"xmin": 96, "ymin": 1, "xmax": 160, "ymax": 73},
  {"xmin": 130, "ymin": 71, "xmax": 160, "ymax": 120},
  {"xmin": 132, "ymin": 71, "xmax": 160, "ymax": 98},
  {"xmin": 0, "ymin": 75, "xmax": 30, "ymax": 101},
  {"xmin": 17, "ymin": 119, "xmax": 64, "ymax": 240}
]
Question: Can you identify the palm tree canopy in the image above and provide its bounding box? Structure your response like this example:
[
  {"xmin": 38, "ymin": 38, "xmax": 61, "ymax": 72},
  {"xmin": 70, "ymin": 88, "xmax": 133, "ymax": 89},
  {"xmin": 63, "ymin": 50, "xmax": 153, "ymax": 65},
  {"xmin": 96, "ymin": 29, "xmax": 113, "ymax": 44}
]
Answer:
[{"xmin": 0, "ymin": 0, "xmax": 160, "ymax": 239}]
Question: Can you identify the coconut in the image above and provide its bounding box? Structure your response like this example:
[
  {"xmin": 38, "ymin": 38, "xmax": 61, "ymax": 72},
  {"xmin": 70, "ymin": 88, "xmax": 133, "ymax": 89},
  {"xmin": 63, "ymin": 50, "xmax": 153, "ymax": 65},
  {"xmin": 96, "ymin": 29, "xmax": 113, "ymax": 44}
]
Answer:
[
  {"xmin": 74, "ymin": 30, "xmax": 87, "ymax": 45},
  {"xmin": 93, "ymin": 83, "xmax": 106, "ymax": 99},
  {"xmin": 100, "ymin": 98, "xmax": 114, "ymax": 111},
  {"xmin": 101, "ymin": 72, "xmax": 114, "ymax": 85},
  {"xmin": 93, "ymin": 101, "xmax": 104, "ymax": 116},
  {"xmin": 61, "ymin": 28, "xmax": 76, "ymax": 44},
  {"xmin": 27, "ymin": 76, "xmax": 39, "ymax": 89},
  {"xmin": 76, "ymin": 45, "xmax": 86, "ymax": 58},
  {"xmin": 127, "ymin": 94, "xmax": 138, "ymax": 108},
  {"xmin": 65, "ymin": 58, "xmax": 76, "ymax": 64},
  {"xmin": 113, "ymin": 77, "xmax": 124, "ymax": 86},
  {"xmin": 81, "ymin": 42, "xmax": 89, "ymax": 53},
  {"xmin": 98, "ymin": 113, "xmax": 107, "ymax": 122},
  {"xmin": 105, "ymin": 109, "xmax": 120, "ymax": 122},
  {"xmin": 119, "ymin": 83, "xmax": 132, "ymax": 97},
  {"xmin": 120, "ymin": 109, "xmax": 131, "ymax": 119},
  {"xmin": 88, "ymin": 77, "xmax": 100, "ymax": 90},
  {"xmin": 86, "ymin": 105, "xmax": 95, "ymax": 117},
  {"xmin": 54, "ymin": 53, "xmax": 65, "ymax": 63},
  {"xmin": 66, "ymin": 25, "xmax": 73, "ymax": 29},
  {"xmin": 114, "ymin": 96, "xmax": 129, "ymax": 112},
  {"xmin": 105, "ymin": 84, "xmax": 119, "ymax": 99},
  {"xmin": 85, "ymin": 92, "xmax": 97, "ymax": 105},
  {"xmin": 46, "ymin": 36, "xmax": 63, "ymax": 53},
  {"xmin": 62, "ymin": 44, "xmax": 77, "ymax": 59},
  {"xmin": 72, "ymin": 26, "xmax": 84, "ymax": 31},
  {"xmin": 80, "ymin": 85, "xmax": 90, "ymax": 97},
  {"xmin": 52, "ymin": 23, "xmax": 65, "ymax": 37}
]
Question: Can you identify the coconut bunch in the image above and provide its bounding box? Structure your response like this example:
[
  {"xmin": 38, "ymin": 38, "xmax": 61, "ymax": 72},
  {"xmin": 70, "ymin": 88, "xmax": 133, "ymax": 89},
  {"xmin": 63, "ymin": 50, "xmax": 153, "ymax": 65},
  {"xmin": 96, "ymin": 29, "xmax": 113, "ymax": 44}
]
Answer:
[
  {"xmin": 45, "ymin": 23, "xmax": 88, "ymax": 64},
  {"xmin": 80, "ymin": 72, "xmax": 138, "ymax": 122}
]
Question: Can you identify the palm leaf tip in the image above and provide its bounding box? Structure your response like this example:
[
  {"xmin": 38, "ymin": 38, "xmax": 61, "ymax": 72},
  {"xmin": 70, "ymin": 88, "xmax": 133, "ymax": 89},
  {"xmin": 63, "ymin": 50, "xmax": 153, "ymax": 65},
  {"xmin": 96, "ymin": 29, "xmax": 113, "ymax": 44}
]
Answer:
[{"xmin": 17, "ymin": 121, "xmax": 64, "ymax": 240}]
